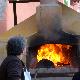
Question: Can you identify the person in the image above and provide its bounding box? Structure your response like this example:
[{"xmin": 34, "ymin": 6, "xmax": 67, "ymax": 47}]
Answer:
[
  {"xmin": 72, "ymin": 70, "xmax": 80, "ymax": 80},
  {"xmin": 0, "ymin": 36, "xmax": 29, "ymax": 80},
  {"xmin": 72, "ymin": 72, "xmax": 80, "ymax": 80}
]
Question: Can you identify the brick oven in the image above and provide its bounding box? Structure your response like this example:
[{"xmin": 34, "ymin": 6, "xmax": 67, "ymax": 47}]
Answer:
[{"xmin": 26, "ymin": 0, "xmax": 80, "ymax": 80}]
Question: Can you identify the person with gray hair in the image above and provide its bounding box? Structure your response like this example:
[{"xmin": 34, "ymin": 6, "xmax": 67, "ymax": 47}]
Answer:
[{"xmin": 0, "ymin": 36, "xmax": 28, "ymax": 80}]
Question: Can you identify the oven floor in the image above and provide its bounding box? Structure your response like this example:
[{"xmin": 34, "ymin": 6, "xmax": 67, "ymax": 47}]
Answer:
[{"xmin": 32, "ymin": 77, "xmax": 72, "ymax": 80}]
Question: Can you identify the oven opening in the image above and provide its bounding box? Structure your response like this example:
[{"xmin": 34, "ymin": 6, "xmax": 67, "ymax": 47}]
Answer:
[{"xmin": 37, "ymin": 44, "xmax": 71, "ymax": 67}]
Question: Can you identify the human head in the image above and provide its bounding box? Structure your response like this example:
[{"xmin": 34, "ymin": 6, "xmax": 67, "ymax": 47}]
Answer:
[{"xmin": 6, "ymin": 36, "xmax": 27, "ymax": 56}]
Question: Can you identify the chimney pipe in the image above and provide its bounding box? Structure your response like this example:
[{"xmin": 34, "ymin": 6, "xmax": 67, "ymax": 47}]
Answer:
[
  {"xmin": 36, "ymin": 0, "xmax": 62, "ymax": 40},
  {"xmin": 40, "ymin": 0, "xmax": 58, "ymax": 4}
]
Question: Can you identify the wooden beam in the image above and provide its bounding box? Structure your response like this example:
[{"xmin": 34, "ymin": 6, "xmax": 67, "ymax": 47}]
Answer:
[
  {"xmin": 9, "ymin": 0, "xmax": 40, "ymax": 25},
  {"xmin": 9, "ymin": 0, "xmax": 40, "ymax": 3},
  {"xmin": 13, "ymin": 1, "xmax": 17, "ymax": 25}
]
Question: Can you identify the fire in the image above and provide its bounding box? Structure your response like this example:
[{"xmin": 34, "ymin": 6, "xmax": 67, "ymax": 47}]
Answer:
[{"xmin": 37, "ymin": 44, "xmax": 71, "ymax": 66}]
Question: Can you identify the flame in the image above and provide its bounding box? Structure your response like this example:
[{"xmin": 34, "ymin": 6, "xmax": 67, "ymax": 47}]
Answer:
[{"xmin": 37, "ymin": 44, "xmax": 71, "ymax": 66}]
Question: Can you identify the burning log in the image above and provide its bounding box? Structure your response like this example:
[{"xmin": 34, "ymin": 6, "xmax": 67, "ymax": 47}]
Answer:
[
  {"xmin": 36, "ymin": 59, "xmax": 55, "ymax": 68},
  {"xmin": 57, "ymin": 62, "xmax": 70, "ymax": 67}
]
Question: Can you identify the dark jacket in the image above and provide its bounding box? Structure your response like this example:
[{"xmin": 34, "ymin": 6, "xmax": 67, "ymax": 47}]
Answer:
[
  {"xmin": 72, "ymin": 72, "xmax": 80, "ymax": 80},
  {"xmin": 0, "ymin": 56, "xmax": 25, "ymax": 80}
]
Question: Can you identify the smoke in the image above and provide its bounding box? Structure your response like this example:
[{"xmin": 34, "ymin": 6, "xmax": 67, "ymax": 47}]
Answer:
[{"xmin": 38, "ymin": 14, "xmax": 63, "ymax": 41}]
